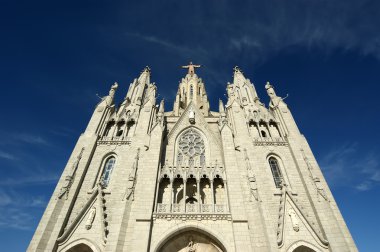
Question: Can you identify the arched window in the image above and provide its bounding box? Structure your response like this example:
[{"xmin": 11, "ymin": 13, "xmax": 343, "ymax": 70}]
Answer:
[
  {"xmin": 190, "ymin": 85, "xmax": 194, "ymax": 98},
  {"xmin": 261, "ymin": 130, "xmax": 267, "ymax": 138},
  {"xmin": 104, "ymin": 121, "xmax": 115, "ymax": 137},
  {"xmin": 116, "ymin": 121, "xmax": 125, "ymax": 137},
  {"xmin": 101, "ymin": 157, "xmax": 115, "ymax": 187},
  {"xmin": 269, "ymin": 157, "xmax": 283, "ymax": 188}
]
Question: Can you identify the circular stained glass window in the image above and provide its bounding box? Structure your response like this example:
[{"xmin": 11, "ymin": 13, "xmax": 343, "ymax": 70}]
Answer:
[{"xmin": 178, "ymin": 129, "xmax": 205, "ymax": 158}]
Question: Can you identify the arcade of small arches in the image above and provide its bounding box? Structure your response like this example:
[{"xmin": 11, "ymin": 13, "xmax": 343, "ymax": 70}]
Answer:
[
  {"xmin": 101, "ymin": 117, "xmax": 136, "ymax": 141},
  {"xmin": 155, "ymin": 169, "xmax": 228, "ymax": 214},
  {"xmin": 248, "ymin": 119, "xmax": 283, "ymax": 141}
]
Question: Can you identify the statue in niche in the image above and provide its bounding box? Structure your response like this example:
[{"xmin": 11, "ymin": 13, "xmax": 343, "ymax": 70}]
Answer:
[
  {"xmin": 202, "ymin": 184, "xmax": 212, "ymax": 204},
  {"xmin": 163, "ymin": 184, "xmax": 171, "ymax": 203},
  {"xmin": 215, "ymin": 184, "xmax": 224, "ymax": 204},
  {"xmin": 176, "ymin": 184, "xmax": 184, "ymax": 203},
  {"xmin": 288, "ymin": 207, "xmax": 300, "ymax": 232},
  {"xmin": 85, "ymin": 207, "xmax": 96, "ymax": 230}
]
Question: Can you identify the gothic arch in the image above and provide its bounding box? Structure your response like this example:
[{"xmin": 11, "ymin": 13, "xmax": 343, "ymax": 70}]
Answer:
[
  {"xmin": 173, "ymin": 127, "xmax": 210, "ymax": 167},
  {"xmin": 266, "ymin": 153, "xmax": 292, "ymax": 189},
  {"xmin": 152, "ymin": 223, "xmax": 230, "ymax": 252},
  {"xmin": 287, "ymin": 240, "xmax": 323, "ymax": 252},
  {"xmin": 58, "ymin": 238, "xmax": 100, "ymax": 252},
  {"xmin": 93, "ymin": 152, "xmax": 117, "ymax": 188}
]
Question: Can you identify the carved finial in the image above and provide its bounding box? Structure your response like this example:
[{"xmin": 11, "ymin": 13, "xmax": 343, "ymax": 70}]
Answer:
[
  {"xmin": 159, "ymin": 99, "xmax": 165, "ymax": 113},
  {"xmin": 265, "ymin": 81, "xmax": 272, "ymax": 90},
  {"xmin": 219, "ymin": 99, "xmax": 225, "ymax": 113},
  {"xmin": 142, "ymin": 66, "xmax": 151, "ymax": 74},
  {"xmin": 234, "ymin": 65, "xmax": 242, "ymax": 72}
]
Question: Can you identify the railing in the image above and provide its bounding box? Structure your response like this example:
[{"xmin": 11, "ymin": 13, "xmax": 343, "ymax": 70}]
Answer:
[
  {"xmin": 172, "ymin": 203, "xmax": 182, "ymax": 213},
  {"xmin": 252, "ymin": 137, "xmax": 287, "ymax": 146},
  {"xmin": 157, "ymin": 203, "xmax": 169, "ymax": 213},
  {"xmin": 201, "ymin": 204, "xmax": 213, "ymax": 213},
  {"xmin": 186, "ymin": 203, "xmax": 197, "ymax": 213},
  {"xmin": 97, "ymin": 136, "xmax": 132, "ymax": 145},
  {"xmin": 215, "ymin": 204, "xmax": 226, "ymax": 213},
  {"xmin": 155, "ymin": 203, "xmax": 226, "ymax": 213}
]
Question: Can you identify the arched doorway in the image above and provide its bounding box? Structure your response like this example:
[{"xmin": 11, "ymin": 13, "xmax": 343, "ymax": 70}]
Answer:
[
  {"xmin": 158, "ymin": 230, "xmax": 225, "ymax": 252},
  {"xmin": 66, "ymin": 243, "xmax": 94, "ymax": 252},
  {"xmin": 293, "ymin": 245, "xmax": 316, "ymax": 252}
]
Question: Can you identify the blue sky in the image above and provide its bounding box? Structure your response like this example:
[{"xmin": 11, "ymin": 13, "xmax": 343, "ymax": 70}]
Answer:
[{"xmin": 0, "ymin": 0, "xmax": 379, "ymax": 251}]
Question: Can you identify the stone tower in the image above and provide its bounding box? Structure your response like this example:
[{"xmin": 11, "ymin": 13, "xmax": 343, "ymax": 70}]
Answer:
[{"xmin": 28, "ymin": 64, "xmax": 357, "ymax": 252}]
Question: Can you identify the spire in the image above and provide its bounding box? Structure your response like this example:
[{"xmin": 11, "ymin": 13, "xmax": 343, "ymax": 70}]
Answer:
[
  {"xmin": 173, "ymin": 62, "xmax": 210, "ymax": 116},
  {"xmin": 233, "ymin": 66, "xmax": 246, "ymax": 86},
  {"xmin": 138, "ymin": 66, "xmax": 151, "ymax": 84}
]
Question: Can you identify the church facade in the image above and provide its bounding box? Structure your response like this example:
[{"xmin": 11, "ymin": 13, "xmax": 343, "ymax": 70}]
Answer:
[{"xmin": 28, "ymin": 64, "xmax": 357, "ymax": 252}]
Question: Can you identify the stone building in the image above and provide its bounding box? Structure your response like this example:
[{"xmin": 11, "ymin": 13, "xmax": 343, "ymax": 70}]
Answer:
[{"xmin": 28, "ymin": 63, "xmax": 357, "ymax": 252}]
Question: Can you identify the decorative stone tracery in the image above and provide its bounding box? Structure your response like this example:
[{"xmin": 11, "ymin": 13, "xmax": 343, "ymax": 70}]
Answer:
[{"xmin": 177, "ymin": 128, "xmax": 205, "ymax": 167}]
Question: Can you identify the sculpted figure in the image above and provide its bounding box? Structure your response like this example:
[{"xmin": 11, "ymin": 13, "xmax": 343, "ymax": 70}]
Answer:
[
  {"xmin": 105, "ymin": 82, "xmax": 118, "ymax": 106},
  {"xmin": 265, "ymin": 82, "xmax": 282, "ymax": 108},
  {"xmin": 85, "ymin": 207, "xmax": 96, "ymax": 230},
  {"xmin": 186, "ymin": 236, "xmax": 198, "ymax": 252}
]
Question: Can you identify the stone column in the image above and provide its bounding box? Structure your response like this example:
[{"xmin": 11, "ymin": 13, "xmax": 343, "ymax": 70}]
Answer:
[
  {"xmin": 197, "ymin": 178, "xmax": 200, "ymax": 212},
  {"xmin": 210, "ymin": 179, "xmax": 215, "ymax": 212},
  {"xmin": 223, "ymin": 179, "xmax": 229, "ymax": 213},
  {"xmin": 122, "ymin": 122, "xmax": 128, "ymax": 139},
  {"xmin": 170, "ymin": 178, "xmax": 173, "ymax": 212},
  {"xmin": 183, "ymin": 178, "xmax": 186, "ymax": 213}
]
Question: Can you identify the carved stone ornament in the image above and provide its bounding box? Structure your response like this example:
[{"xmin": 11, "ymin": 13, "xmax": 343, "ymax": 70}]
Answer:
[
  {"xmin": 85, "ymin": 207, "xmax": 96, "ymax": 230},
  {"xmin": 186, "ymin": 236, "xmax": 198, "ymax": 252},
  {"xmin": 124, "ymin": 148, "xmax": 140, "ymax": 200},
  {"xmin": 58, "ymin": 147, "xmax": 85, "ymax": 199},
  {"xmin": 178, "ymin": 128, "xmax": 205, "ymax": 167},
  {"xmin": 288, "ymin": 207, "xmax": 300, "ymax": 232},
  {"xmin": 189, "ymin": 107, "xmax": 195, "ymax": 124}
]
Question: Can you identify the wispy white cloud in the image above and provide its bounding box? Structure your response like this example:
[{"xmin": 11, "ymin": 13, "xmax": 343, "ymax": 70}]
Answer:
[
  {"xmin": 122, "ymin": 0, "xmax": 380, "ymax": 71},
  {"xmin": 14, "ymin": 133, "xmax": 50, "ymax": 146},
  {"xmin": 0, "ymin": 150, "xmax": 16, "ymax": 160},
  {"xmin": 0, "ymin": 174, "xmax": 59, "ymax": 187},
  {"xmin": 0, "ymin": 190, "xmax": 48, "ymax": 230},
  {"xmin": 320, "ymin": 143, "xmax": 380, "ymax": 191}
]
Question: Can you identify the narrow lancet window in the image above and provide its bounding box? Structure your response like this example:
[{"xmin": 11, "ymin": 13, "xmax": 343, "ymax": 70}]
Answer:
[
  {"xmin": 269, "ymin": 157, "xmax": 282, "ymax": 188},
  {"xmin": 101, "ymin": 157, "xmax": 116, "ymax": 187}
]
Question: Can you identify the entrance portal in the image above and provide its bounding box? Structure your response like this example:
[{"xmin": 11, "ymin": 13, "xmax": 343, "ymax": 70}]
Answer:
[
  {"xmin": 65, "ymin": 243, "xmax": 94, "ymax": 252},
  {"xmin": 158, "ymin": 230, "xmax": 225, "ymax": 252}
]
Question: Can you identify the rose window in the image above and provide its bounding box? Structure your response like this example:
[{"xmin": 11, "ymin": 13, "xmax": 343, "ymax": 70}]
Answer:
[
  {"xmin": 178, "ymin": 129, "xmax": 205, "ymax": 166},
  {"xmin": 179, "ymin": 129, "xmax": 205, "ymax": 157}
]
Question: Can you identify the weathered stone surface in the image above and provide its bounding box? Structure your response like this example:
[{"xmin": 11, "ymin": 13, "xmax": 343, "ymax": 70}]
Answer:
[{"xmin": 28, "ymin": 66, "xmax": 357, "ymax": 252}]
